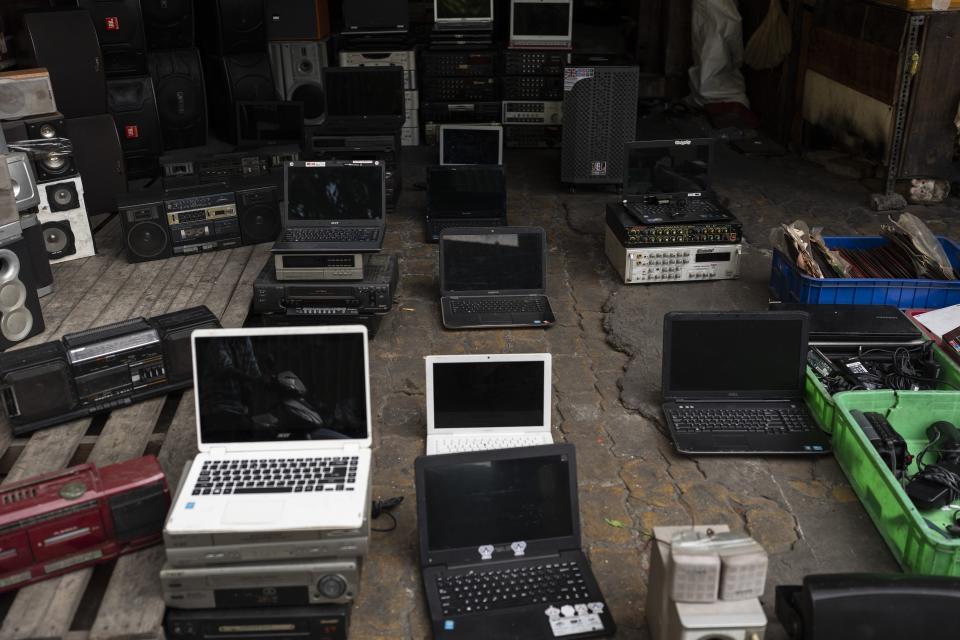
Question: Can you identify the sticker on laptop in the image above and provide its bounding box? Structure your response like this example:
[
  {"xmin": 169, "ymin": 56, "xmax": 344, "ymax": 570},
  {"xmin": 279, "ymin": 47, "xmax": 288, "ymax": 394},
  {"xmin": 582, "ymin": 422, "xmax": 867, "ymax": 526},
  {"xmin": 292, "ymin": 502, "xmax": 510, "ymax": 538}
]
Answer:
[
  {"xmin": 511, "ymin": 541, "xmax": 527, "ymax": 557},
  {"xmin": 545, "ymin": 602, "xmax": 605, "ymax": 637},
  {"xmin": 185, "ymin": 502, "xmax": 195, "ymax": 510},
  {"xmin": 478, "ymin": 545, "xmax": 494, "ymax": 560}
]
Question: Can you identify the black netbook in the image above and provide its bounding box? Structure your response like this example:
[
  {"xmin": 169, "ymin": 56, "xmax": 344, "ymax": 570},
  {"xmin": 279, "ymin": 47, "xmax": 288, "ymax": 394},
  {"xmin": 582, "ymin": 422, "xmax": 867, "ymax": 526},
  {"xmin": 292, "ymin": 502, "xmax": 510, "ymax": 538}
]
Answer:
[
  {"xmin": 771, "ymin": 303, "xmax": 925, "ymax": 351},
  {"xmin": 416, "ymin": 444, "xmax": 616, "ymax": 640},
  {"xmin": 321, "ymin": 66, "xmax": 406, "ymax": 132},
  {"xmin": 661, "ymin": 311, "xmax": 831, "ymax": 455},
  {"xmin": 439, "ymin": 227, "xmax": 555, "ymax": 329}
]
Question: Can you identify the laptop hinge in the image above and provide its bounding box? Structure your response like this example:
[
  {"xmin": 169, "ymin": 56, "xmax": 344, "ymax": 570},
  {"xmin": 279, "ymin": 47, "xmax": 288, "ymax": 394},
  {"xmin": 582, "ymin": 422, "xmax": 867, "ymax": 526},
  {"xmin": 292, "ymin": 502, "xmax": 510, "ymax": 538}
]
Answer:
[{"xmin": 447, "ymin": 551, "xmax": 562, "ymax": 571}]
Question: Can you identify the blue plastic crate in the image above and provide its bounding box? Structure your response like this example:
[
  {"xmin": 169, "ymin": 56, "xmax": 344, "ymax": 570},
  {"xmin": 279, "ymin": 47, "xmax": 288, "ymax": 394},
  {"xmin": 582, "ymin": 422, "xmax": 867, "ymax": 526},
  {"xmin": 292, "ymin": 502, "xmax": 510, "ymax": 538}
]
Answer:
[{"xmin": 769, "ymin": 236, "xmax": 960, "ymax": 308}]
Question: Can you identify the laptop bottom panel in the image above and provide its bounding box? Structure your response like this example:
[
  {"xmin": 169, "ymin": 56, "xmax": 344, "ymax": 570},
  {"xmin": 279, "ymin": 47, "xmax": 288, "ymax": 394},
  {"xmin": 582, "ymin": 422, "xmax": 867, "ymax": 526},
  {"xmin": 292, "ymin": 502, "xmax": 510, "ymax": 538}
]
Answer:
[
  {"xmin": 427, "ymin": 433, "xmax": 554, "ymax": 456},
  {"xmin": 662, "ymin": 401, "xmax": 831, "ymax": 455},
  {"xmin": 441, "ymin": 295, "xmax": 556, "ymax": 330},
  {"xmin": 423, "ymin": 550, "xmax": 615, "ymax": 640}
]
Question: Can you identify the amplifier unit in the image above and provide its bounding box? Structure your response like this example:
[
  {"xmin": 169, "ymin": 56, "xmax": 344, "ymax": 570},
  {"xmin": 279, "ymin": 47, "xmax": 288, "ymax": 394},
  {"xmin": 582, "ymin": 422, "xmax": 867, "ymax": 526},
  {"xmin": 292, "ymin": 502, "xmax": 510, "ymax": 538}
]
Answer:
[
  {"xmin": 422, "ymin": 50, "xmax": 497, "ymax": 77},
  {"xmin": 421, "ymin": 101, "xmax": 501, "ymax": 124},
  {"xmin": 165, "ymin": 605, "xmax": 350, "ymax": 640},
  {"xmin": 605, "ymin": 228, "xmax": 742, "ymax": 285},
  {"xmin": 504, "ymin": 124, "xmax": 562, "ymax": 149},
  {"xmin": 426, "ymin": 216, "xmax": 506, "ymax": 243},
  {"xmin": 165, "ymin": 187, "xmax": 241, "ymax": 256},
  {"xmin": 503, "ymin": 76, "xmax": 563, "ymax": 100},
  {"xmin": 161, "ymin": 558, "xmax": 361, "ymax": 608},
  {"xmin": 503, "ymin": 100, "xmax": 563, "ymax": 125},
  {"xmin": 0, "ymin": 456, "xmax": 169, "ymax": 594},
  {"xmin": 274, "ymin": 253, "xmax": 364, "ymax": 281},
  {"xmin": 502, "ymin": 50, "xmax": 568, "ymax": 76},
  {"xmin": 605, "ymin": 203, "xmax": 743, "ymax": 248},
  {"xmin": 423, "ymin": 77, "xmax": 499, "ymax": 102},
  {"xmin": 254, "ymin": 254, "xmax": 398, "ymax": 315},
  {"xmin": 339, "ymin": 50, "xmax": 416, "ymax": 90},
  {"xmin": 0, "ymin": 69, "xmax": 57, "ymax": 120},
  {"xmin": 0, "ymin": 306, "xmax": 219, "ymax": 435},
  {"xmin": 246, "ymin": 307, "xmax": 385, "ymax": 337}
]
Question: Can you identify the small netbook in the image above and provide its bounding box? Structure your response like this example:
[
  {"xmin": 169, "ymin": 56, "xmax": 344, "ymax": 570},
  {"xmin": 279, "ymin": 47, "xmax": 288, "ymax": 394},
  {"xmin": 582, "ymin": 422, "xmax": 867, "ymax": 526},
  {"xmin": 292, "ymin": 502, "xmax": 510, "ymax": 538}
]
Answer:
[
  {"xmin": 425, "ymin": 353, "xmax": 553, "ymax": 455},
  {"xmin": 439, "ymin": 226, "xmax": 556, "ymax": 329},
  {"xmin": 164, "ymin": 325, "xmax": 373, "ymax": 536},
  {"xmin": 661, "ymin": 311, "xmax": 831, "ymax": 455}
]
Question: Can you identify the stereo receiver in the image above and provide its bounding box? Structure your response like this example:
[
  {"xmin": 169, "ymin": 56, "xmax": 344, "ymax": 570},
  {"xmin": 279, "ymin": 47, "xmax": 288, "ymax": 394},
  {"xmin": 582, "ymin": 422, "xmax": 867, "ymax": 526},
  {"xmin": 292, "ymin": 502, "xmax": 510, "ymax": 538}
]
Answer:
[
  {"xmin": 502, "ymin": 100, "xmax": 563, "ymax": 125},
  {"xmin": 606, "ymin": 204, "xmax": 743, "ymax": 248},
  {"xmin": 605, "ymin": 228, "xmax": 742, "ymax": 285}
]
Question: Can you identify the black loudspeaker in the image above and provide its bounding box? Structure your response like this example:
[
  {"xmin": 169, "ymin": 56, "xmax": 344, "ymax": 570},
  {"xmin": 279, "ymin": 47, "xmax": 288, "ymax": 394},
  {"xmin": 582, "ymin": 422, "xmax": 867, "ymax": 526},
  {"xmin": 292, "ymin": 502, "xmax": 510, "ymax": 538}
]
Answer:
[
  {"xmin": 33, "ymin": 152, "xmax": 78, "ymax": 184},
  {"xmin": 0, "ymin": 342, "xmax": 76, "ymax": 422},
  {"xmin": 236, "ymin": 181, "xmax": 280, "ymax": 245},
  {"xmin": 22, "ymin": 112, "xmax": 66, "ymax": 141},
  {"xmin": 148, "ymin": 49, "xmax": 208, "ymax": 150},
  {"xmin": 18, "ymin": 214, "xmax": 54, "ymax": 297},
  {"xmin": 21, "ymin": 10, "xmax": 107, "ymax": 118},
  {"xmin": 107, "ymin": 76, "xmax": 163, "ymax": 179},
  {"xmin": 40, "ymin": 219, "xmax": 77, "ymax": 261},
  {"xmin": 44, "ymin": 181, "xmax": 80, "ymax": 213},
  {"xmin": 269, "ymin": 41, "xmax": 327, "ymax": 124},
  {"xmin": 264, "ymin": 0, "xmax": 330, "ymax": 41},
  {"xmin": 141, "ymin": 0, "xmax": 195, "ymax": 50},
  {"xmin": 77, "ymin": 0, "xmax": 148, "ymax": 76},
  {"xmin": 118, "ymin": 192, "xmax": 171, "ymax": 263},
  {"xmin": 196, "ymin": 0, "xmax": 266, "ymax": 55},
  {"xmin": 203, "ymin": 52, "xmax": 276, "ymax": 143},
  {"xmin": 153, "ymin": 306, "xmax": 221, "ymax": 382},
  {"xmin": 64, "ymin": 115, "xmax": 127, "ymax": 215},
  {"xmin": 0, "ymin": 225, "xmax": 45, "ymax": 351}
]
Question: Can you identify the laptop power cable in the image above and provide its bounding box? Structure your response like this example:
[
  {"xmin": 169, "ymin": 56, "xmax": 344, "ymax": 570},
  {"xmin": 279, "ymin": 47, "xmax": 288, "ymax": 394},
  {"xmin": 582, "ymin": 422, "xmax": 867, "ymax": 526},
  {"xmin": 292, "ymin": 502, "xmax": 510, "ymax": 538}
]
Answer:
[{"xmin": 371, "ymin": 496, "xmax": 404, "ymax": 532}]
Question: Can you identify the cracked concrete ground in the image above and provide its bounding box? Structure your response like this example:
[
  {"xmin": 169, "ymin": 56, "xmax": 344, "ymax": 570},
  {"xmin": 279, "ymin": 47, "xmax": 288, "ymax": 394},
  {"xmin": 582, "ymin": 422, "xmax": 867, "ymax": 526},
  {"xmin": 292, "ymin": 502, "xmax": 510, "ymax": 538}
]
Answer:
[{"xmin": 352, "ymin": 141, "xmax": 960, "ymax": 639}]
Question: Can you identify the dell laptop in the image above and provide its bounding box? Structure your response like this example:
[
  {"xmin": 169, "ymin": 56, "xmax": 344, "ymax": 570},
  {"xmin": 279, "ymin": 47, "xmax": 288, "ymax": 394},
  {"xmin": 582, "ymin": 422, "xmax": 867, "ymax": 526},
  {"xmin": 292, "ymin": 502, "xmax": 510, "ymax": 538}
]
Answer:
[
  {"xmin": 661, "ymin": 311, "xmax": 831, "ymax": 455},
  {"xmin": 416, "ymin": 444, "xmax": 616, "ymax": 639},
  {"xmin": 425, "ymin": 353, "xmax": 553, "ymax": 455},
  {"xmin": 164, "ymin": 325, "xmax": 373, "ymax": 536},
  {"xmin": 321, "ymin": 67, "xmax": 406, "ymax": 133},
  {"xmin": 273, "ymin": 160, "xmax": 385, "ymax": 253},
  {"xmin": 622, "ymin": 139, "xmax": 735, "ymax": 226},
  {"xmin": 439, "ymin": 226, "xmax": 555, "ymax": 329}
]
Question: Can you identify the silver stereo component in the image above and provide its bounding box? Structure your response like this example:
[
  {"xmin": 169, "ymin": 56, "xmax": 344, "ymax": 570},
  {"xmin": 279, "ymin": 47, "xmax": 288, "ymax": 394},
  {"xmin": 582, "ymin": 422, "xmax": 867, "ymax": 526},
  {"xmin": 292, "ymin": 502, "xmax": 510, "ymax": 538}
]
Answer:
[
  {"xmin": 165, "ymin": 533, "xmax": 370, "ymax": 569},
  {"xmin": 274, "ymin": 253, "xmax": 364, "ymax": 281},
  {"xmin": 160, "ymin": 558, "xmax": 361, "ymax": 608},
  {"xmin": 338, "ymin": 50, "xmax": 416, "ymax": 90},
  {"xmin": 502, "ymin": 100, "xmax": 563, "ymax": 125},
  {"xmin": 605, "ymin": 227, "xmax": 741, "ymax": 285},
  {"xmin": 5, "ymin": 152, "xmax": 40, "ymax": 211}
]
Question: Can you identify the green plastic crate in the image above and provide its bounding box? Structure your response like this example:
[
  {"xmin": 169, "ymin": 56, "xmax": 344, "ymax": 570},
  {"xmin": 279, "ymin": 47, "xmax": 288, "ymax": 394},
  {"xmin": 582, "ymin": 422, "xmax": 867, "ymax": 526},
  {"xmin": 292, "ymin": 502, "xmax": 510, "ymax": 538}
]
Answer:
[
  {"xmin": 804, "ymin": 345, "xmax": 960, "ymax": 435},
  {"xmin": 833, "ymin": 390, "xmax": 960, "ymax": 576}
]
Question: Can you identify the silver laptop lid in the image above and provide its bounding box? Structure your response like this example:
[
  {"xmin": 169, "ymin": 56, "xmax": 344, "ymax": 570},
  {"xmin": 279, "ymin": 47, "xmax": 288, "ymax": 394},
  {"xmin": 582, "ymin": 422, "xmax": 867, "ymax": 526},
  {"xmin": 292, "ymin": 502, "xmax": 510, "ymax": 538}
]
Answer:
[{"xmin": 282, "ymin": 160, "xmax": 386, "ymax": 228}]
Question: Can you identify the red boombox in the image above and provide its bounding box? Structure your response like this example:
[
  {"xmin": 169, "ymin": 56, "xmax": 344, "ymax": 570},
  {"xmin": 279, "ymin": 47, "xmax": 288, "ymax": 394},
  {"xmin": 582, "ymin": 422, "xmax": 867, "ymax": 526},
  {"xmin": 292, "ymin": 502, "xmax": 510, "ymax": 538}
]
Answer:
[{"xmin": 0, "ymin": 456, "xmax": 169, "ymax": 593}]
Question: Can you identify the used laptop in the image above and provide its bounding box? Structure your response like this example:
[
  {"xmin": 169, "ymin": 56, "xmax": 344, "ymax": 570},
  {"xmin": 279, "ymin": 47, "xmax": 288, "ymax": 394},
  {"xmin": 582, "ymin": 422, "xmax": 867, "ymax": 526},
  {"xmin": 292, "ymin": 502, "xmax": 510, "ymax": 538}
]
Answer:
[
  {"xmin": 272, "ymin": 160, "xmax": 385, "ymax": 253},
  {"xmin": 439, "ymin": 124, "xmax": 503, "ymax": 165},
  {"xmin": 622, "ymin": 139, "xmax": 735, "ymax": 225},
  {"xmin": 164, "ymin": 325, "xmax": 373, "ymax": 536},
  {"xmin": 321, "ymin": 66, "xmax": 406, "ymax": 133},
  {"xmin": 661, "ymin": 311, "xmax": 831, "ymax": 455},
  {"xmin": 433, "ymin": 0, "xmax": 494, "ymax": 31},
  {"xmin": 416, "ymin": 444, "xmax": 616, "ymax": 639},
  {"xmin": 771, "ymin": 303, "xmax": 925, "ymax": 351},
  {"xmin": 425, "ymin": 353, "xmax": 553, "ymax": 455},
  {"xmin": 439, "ymin": 226, "xmax": 556, "ymax": 329}
]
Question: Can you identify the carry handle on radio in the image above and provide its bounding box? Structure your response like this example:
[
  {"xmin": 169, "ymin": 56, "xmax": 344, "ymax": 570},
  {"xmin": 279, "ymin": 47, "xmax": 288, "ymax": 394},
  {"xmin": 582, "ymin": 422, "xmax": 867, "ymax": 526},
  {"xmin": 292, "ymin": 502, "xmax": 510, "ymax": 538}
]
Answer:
[{"xmin": 0, "ymin": 463, "xmax": 99, "ymax": 498}]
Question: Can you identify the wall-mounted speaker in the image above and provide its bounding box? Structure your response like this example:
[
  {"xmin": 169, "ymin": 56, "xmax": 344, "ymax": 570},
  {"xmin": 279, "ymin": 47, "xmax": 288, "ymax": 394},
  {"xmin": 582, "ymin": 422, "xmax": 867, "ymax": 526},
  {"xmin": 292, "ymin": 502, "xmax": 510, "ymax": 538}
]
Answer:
[
  {"xmin": 269, "ymin": 41, "xmax": 328, "ymax": 124},
  {"xmin": 236, "ymin": 181, "xmax": 280, "ymax": 245},
  {"xmin": 141, "ymin": 0, "xmax": 195, "ymax": 50},
  {"xmin": 107, "ymin": 76, "xmax": 163, "ymax": 179},
  {"xmin": 0, "ymin": 69, "xmax": 58, "ymax": 121},
  {"xmin": 18, "ymin": 214, "xmax": 54, "ymax": 298},
  {"xmin": 5, "ymin": 152, "xmax": 39, "ymax": 212},
  {"xmin": 77, "ymin": 0, "xmax": 148, "ymax": 76},
  {"xmin": 118, "ymin": 192, "xmax": 172, "ymax": 263},
  {"xmin": 203, "ymin": 52, "xmax": 276, "ymax": 143},
  {"xmin": 148, "ymin": 49, "xmax": 208, "ymax": 150},
  {"xmin": 197, "ymin": 0, "xmax": 266, "ymax": 55},
  {"xmin": 265, "ymin": 0, "xmax": 330, "ymax": 41},
  {"xmin": 64, "ymin": 115, "xmax": 127, "ymax": 215},
  {"xmin": 0, "ymin": 223, "xmax": 45, "ymax": 351}
]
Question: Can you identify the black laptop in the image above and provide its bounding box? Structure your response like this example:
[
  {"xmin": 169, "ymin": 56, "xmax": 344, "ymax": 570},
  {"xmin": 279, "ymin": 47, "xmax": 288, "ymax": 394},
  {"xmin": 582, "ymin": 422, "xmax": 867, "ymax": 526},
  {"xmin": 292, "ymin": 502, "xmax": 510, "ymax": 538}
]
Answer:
[
  {"xmin": 622, "ymin": 139, "xmax": 735, "ymax": 225},
  {"xmin": 321, "ymin": 66, "xmax": 406, "ymax": 133},
  {"xmin": 415, "ymin": 444, "xmax": 616, "ymax": 640},
  {"xmin": 273, "ymin": 160, "xmax": 385, "ymax": 253},
  {"xmin": 235, "ymin": 101, "xmax": 304, "ymax": 148},
  {"xmin": 771, "ymin": 303, "xmax": 925, "ymax": 351},
  {"xmin": 439, "ymin": 227, "xmax": 555, "ymax": 329},
  {"xmin": 661, "ymin": 311, "xmax": 831, "ymax": 455}
]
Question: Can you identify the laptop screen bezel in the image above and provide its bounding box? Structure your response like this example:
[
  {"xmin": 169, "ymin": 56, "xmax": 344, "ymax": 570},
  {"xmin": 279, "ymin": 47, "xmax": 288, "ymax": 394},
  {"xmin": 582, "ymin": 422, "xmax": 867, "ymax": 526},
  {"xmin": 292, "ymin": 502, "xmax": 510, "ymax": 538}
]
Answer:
[
  {"xmin": 415, "ymin": 444, "xmax": 581, "ymax": 567},
  {"xmin": 438, "ymin": 226, "xmax": 548, "ymax": 296},
  {"xmin": 661, "ymin": 311, "xmax": 810, "ymax": 401},
  {"xmin": 434, "ymin": 0, "xmax": 494, "ymax": 23},
  {"xmin": 321, "ymin": 67, "xmax": 406, "ymax": 124},
  {"xmin": 622, "ymin": 138, "xmax": 715, "ymax": 199},
  {"xmin": 282, "ymin": 160, "xmax": 386, "ymax": 228},
  {"xmin": 425, "ymin": 353, "xmax": 552, "ymax": 435},
  {"xmin": 190, "ymin": 325, "xmax": 373, "ymax": 452},
  {"xmin": 427, "ymin": 165, "xmax": 507, "ymax": 217},
  {"xmin": 235, "ymin": 100, "xmax": 305, "ymax": 148},
  {"xmin": 509, "ymin": 0, "xmax": 574, "ymax": 43}
]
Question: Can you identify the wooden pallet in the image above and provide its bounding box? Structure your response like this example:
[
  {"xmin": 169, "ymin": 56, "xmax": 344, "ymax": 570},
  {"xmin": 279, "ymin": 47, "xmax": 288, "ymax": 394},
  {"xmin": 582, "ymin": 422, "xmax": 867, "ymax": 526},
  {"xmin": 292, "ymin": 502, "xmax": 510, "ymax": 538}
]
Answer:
[{"xmin": 0, "ymin": 215, "xmax": 272, "ymax": 640}]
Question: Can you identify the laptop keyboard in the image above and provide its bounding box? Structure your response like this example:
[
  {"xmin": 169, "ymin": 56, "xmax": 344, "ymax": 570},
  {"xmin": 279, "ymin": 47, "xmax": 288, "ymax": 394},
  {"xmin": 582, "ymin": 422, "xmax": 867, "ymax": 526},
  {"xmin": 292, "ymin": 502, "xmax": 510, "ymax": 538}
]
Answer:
[
  {"xmin": 192, "ymin": 457, "xmax": 359, "ymax": 495},
  {"xmin": 436, "ymin": 561, "xmax": 590, "ymax": 616},
  {"xmin": 283, "ymin": 227, "xmax": 379, "ymax": 243},
  {"xmin": 449, "ymin": 296, "xmax": 545, "ymax": 315},
  {"xmin": 434, "ymin": 435, "xmax": 549, "ymax": 455},
  {"xmin": 626, "ymin": 199, "xmax": 722, "ymax": 221},
  {"xmin": 669, "ymin": 406, "xmax": 816, "ymax": 434}
]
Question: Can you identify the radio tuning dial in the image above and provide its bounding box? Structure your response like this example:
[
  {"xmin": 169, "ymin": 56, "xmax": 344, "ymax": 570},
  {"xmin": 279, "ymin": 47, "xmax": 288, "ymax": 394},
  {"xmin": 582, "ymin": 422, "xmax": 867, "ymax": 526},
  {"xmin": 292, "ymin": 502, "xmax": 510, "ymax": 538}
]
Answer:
[{"xmin": 318, "ymin": 574, "xmax": 347, "ymax": 599}]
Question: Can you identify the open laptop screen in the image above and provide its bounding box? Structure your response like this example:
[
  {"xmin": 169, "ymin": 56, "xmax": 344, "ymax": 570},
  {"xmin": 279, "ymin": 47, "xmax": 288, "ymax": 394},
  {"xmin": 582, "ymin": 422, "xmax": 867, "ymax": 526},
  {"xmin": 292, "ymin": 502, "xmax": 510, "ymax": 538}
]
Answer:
[
  {"xmin": 663, "ymin": 313, "xmax": 808, "ymax": 398},
  {"xmin": 441, "ymin": 230, "xmax": 544, "ymax": 292},
  {"xmin": 423, "ymin": 453, "xmax": 573, "ymax": 551},
  {"xmin": 286, "ymin": 163, "xmax": 383, "ymax": 222},
  {"xmin": 324, "ymin": 68, "xmax": 404, "ymax": 119},
  {"xmin": 428, "ymin": 166, "xmax": 505, "ymax": 214},
  {"xmin": 433, "ymin": 360, "xmax": 545, "ymax": 428},
  {"xmin": 625, "ymin": 141, "xmax": 712, "ymax": 196},
  {"xmin": 195, "ymin": 332, "xmax": 368, "ymax": 443},
  {"xmin": 236, "ymin": 101, "xmax": 304, "ymax": 147},
  {"xmin": 512, "ymin": 2, "xmax": 572, "ymax": 38},
  {"xmin": 440, "ymin": 126, "xmax": 502, "ymax": 165},
  {"xmin": 436, "ymin": 0, "xmax": 493, "ymax": 20}
]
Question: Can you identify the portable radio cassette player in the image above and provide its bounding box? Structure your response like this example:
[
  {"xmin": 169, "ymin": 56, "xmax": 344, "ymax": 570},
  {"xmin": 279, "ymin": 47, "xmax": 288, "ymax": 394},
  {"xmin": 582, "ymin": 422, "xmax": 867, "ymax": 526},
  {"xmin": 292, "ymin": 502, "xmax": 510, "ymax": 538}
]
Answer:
[{"xmin": 165, "ymin": 187, "xmax": 241, "ymax": 254}]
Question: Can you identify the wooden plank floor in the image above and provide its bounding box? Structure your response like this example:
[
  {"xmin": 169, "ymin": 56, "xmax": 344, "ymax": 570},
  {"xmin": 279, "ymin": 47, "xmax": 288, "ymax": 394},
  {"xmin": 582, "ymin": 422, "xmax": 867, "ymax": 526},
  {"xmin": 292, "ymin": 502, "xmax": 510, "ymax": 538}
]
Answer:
[{"xmin": 0, "ymin": 212, "xmax": 272, "ymax": 640}]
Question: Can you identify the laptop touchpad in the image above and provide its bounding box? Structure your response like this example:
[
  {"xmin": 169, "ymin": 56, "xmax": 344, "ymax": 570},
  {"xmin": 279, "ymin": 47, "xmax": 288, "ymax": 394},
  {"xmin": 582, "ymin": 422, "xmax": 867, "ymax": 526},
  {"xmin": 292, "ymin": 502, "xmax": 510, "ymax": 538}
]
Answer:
[
  {"xmin": 221, "ymin": 500, "xmax": 284, "ymax": 524},
  {"xmin": 712, "ymin": 435, "xmax": 749, "ymax": 450}
]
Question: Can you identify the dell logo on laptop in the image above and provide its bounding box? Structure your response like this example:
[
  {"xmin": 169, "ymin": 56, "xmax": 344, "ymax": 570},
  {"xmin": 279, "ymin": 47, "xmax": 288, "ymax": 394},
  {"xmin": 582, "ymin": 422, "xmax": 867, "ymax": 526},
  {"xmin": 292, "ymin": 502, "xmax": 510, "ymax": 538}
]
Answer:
[{"xmin": 675, "ymin": 140, "xmax": 692, "ymax": 146}]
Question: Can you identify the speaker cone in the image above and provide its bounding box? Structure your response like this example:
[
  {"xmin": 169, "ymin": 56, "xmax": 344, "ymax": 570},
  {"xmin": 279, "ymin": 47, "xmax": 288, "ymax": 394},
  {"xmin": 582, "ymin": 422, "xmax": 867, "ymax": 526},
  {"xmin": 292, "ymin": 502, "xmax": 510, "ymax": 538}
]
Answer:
[
  {"xmin": 128, "ymin": 220, "xmax": 169, "ymax": 259},
  {"xmin": 41, "ymin": 221, "xmax": 77, "ymax": 259},
  {"xmin": 45, "ymin": 182, "xmax": 79, "ymax": 212},
  {"xmin": 291, "ymin": 83, "xmax": 324, "ymax": 120},
  {"xmin": 0, "ymin": 249, "xmax": 21, "ymax": 283},
  {"xmin": 241, "ymin": 203, "xmax": 279, "ymax": 244},
  {"xmin": 1, "ymin": 307, "xmax": 34, "ymax": 342},
  {"xmin": 40, "ymin": 153, "xmax": 70, "ymax": 175},
  {"xmin": 38, "ymin": 123, "xmax": 57, "ymax": 138}
]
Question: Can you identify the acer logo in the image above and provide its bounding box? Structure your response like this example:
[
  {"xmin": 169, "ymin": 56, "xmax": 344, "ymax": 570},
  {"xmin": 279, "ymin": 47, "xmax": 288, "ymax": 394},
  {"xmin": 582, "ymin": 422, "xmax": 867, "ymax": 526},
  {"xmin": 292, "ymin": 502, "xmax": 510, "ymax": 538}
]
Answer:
[{"xmin": 674, "ymin": 140, "xmax": 692, "ymax": 146}]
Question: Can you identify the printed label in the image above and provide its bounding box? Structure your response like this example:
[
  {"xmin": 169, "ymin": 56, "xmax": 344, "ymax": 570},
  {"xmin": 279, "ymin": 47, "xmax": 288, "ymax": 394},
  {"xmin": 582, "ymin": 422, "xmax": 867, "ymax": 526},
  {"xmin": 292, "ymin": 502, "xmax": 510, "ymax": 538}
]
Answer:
[
  {"xmin": 549, "ymin": 613, "xmax": 604, "ymax": 637},
  {"xmin": 105, "ymin": 17, "xmax": 120, "ymax": 31},
  {"xmin": 125, "ymin": 125, "xmax": 140, "ymax": 139},
  {"xmin": 478, "ymin": 545, "xmax": 494, "ymax": 560},
  {"xmin": 590, "ymin": 161, "xmax": 607, "ymax": 176}
]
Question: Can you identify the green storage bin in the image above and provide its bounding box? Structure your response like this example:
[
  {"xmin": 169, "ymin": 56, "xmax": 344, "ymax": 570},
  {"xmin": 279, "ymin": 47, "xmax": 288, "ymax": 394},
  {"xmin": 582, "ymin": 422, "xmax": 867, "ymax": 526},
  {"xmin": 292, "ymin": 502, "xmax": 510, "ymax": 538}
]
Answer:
[
  {"xmin": 804, "ymin": 345, "xmax": 960, "ymax": 435},
  {"xmin": 833, "ymin": 390, "xmax": 960, "ymax": 576}
]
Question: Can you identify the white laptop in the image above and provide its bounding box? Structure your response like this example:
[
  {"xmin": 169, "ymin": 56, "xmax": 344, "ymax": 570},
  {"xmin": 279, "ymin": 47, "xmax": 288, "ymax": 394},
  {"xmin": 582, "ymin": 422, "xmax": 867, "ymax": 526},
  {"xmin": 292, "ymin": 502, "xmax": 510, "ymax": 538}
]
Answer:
[
  {"xmin": 425, "ymin": 353, "xmax": 553, "ymax": 455},
  {"xmin": 164, "ymin": 326, "xmax": 373, "ymax": 535}
]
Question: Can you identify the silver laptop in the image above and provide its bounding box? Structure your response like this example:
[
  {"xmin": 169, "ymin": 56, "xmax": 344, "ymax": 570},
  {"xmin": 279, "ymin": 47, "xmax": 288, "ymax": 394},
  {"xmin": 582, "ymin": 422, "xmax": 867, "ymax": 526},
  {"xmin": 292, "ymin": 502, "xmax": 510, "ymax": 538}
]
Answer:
[
  {"xmin": 425, "ymin": 353, "xmax": 553, "ymax": 455},
  {"xmin": 164, "ymin": 326, "xmax": 373, "ymax": 536}
]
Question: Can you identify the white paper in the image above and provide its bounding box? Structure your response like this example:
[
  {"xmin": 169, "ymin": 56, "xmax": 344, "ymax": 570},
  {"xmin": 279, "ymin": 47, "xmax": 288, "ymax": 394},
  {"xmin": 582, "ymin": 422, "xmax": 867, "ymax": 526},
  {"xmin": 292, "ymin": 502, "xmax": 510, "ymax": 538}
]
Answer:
[{"xmin": 914, "ymin": 304, "xmax": 960, "ymax": 340}]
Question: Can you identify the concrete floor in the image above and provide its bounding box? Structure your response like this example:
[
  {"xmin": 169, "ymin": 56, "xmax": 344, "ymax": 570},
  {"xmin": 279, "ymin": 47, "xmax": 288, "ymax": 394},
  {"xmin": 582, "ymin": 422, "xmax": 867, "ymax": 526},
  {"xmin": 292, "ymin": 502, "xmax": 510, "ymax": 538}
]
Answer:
[{"xmin": 355, "ymin": 141, "xmax": 959, "ymax": 639}]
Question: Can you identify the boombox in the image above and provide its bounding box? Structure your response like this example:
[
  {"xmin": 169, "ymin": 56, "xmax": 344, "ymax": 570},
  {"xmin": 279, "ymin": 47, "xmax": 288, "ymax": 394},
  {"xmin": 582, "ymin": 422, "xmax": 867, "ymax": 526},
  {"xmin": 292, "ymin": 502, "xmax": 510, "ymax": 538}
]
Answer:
[
  {"xmin": 0, "ymin": 456, "xmax": 169, "ymax": 594},
  {"xmin": 37, "ymin": 176, "xmax": 96, "ymax": 264},
  {"xmin": 165, "ymin": 604, "xmax": 350, "ymax": 640},
  {"xmin": 160, "ymin": 558, "xmax": 361, "ymax": 608},
  {"xmin": 0, "ymin": 305, "xmax": 219, "ymax": 435}
]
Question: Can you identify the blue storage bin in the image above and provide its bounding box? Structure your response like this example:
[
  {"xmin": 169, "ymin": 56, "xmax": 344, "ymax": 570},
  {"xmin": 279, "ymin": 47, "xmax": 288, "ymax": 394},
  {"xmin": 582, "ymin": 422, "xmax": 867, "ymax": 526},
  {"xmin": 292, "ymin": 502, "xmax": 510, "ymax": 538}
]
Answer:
[{"xmin": 769, "ymin": 236, "xmax": 960, "ymax": 308}]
